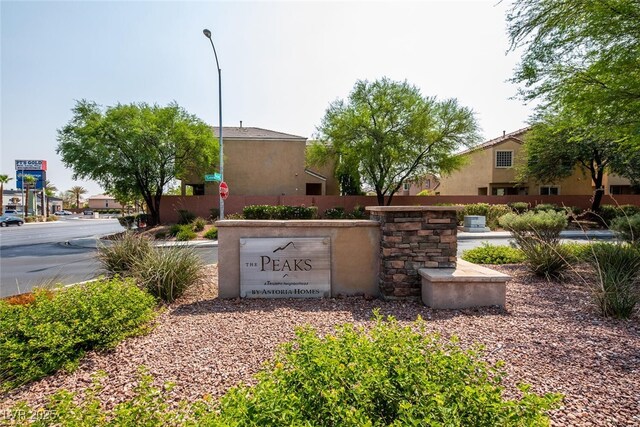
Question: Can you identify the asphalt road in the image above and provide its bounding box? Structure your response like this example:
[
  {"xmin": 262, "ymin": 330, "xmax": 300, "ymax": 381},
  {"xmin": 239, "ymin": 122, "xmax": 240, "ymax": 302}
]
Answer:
[{"xmin": 0, "ymin": 219, "xmax": 218, "ymax": 298}]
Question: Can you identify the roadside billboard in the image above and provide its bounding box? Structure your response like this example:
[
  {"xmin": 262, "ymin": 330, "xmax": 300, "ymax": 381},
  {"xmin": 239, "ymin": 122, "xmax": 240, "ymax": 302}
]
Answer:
[
  {"xmin": 15, "ymin": 160, "xmax": 47, "ymax": 171},
  {"xmin": 16, "ymin": 170, "xmax": 45, "ymax": 190}
]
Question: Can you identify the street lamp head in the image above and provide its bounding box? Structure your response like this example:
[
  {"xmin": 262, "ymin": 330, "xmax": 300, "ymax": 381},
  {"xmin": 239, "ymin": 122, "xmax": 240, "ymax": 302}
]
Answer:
[{"xmin": 203, "ymin": 29, "xmax": 212, "ymax": 38}]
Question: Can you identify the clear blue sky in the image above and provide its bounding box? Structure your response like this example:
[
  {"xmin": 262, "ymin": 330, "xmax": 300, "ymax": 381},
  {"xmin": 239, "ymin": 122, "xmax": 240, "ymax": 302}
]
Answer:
[{"xmin": 1, "ymin": 0, "xmax": 530, "ymax": 197}]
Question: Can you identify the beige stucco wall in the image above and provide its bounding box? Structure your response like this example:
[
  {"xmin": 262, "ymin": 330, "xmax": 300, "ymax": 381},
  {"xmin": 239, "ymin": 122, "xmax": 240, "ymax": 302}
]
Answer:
[
  {"xmin": 437, "ymin": 147, "xmax": 494, "ymax": 195},
  {"xmin": 216, "ymin": 220, "xmax": 380, "ymax": 298}
]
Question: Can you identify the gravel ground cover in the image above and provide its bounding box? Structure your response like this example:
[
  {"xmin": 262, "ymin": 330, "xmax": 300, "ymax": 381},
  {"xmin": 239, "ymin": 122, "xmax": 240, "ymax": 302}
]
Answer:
[{"xmin": 1, "ymin": 264, "xmax": 638, "ymax": 426}]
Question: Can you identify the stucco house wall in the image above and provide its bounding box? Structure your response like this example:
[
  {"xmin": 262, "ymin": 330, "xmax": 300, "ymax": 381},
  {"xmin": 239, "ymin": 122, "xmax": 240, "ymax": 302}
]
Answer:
[{"xmin": 182, "ymin": 126, "xmax": 339, "ymax": 197}]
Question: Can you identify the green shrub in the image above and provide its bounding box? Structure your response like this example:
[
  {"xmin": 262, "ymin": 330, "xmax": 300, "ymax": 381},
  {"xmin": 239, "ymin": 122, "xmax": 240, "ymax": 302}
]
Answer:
[
  {"xmin": 168, "ymin": 224, "xmax": 182, "ymax": 237},
  {"xmin": 500, "ymin": 211, "xmax": 570, "ymax": 279},
  {"xmin": 0, "ymin": 277, "xmax": 156, "ymax": 391},
  {"xmin": 177, "ymin": 209, "xmax": 196, "ymax": 225},
  {"xmin": 559, "ymin": 242, "xmax": 595, "ymax": 263},
  {"xmin": 204, "ymin": 227, "xmax": 218, "ymax": 240},
  {"xmin": 243, "ymin": 205, "xmax": 317, "ymax": 220},
  {"xmin": 486, "ymin": 204, "xmax": 512, "ymax": 229},
  {"xmin": 154, "ymin": 231, "xmax": 167, "ymax": 240},
  {"xmin": 97, "ymin": 232, "xmax": 152, "ymax": 277},
  {"xmin": 118, "ymin": 215, "xmax": 136, "ymax": 229},
  {"xmin": 610, "ymin": 213, "xmax": 640, "ymax": 246},
  {"xmin": 175, "ymin": 228, "xmax": 197, "ymax": 241},
  {"xmin": 508, "ymin": 201, "xmax": 530, "ymax": 214},
  {"xmin": 207, "ymin": 314, "xmax": 561, "ymax": 425},
  {"xmin": 458, "ymin": 203, "xmax": 489, "ymax": 223},
  {"xmin": 133, "ymin": 246, "xmax": 203, "ymax": 303},
  {"xmin": 192, "ymin": 217, "xmax": 207, "ymax": 232},
  {"xmin": 416, "ymin": 189, "xmax": 435, "ymax": 196},
  {"xmin": 224, "ymin": 212, "xmax": 245, "ymax": 219},
  {"xmin": 585, "ymin": 243, "xmax": 640, "ymax": 318},
  {"xmin": 462, "ymin": 243, "xmax": 525, "ymax": 264},
  {"xmin": 533, "ymin": 203, "xmax": 560, "ymax": 213},
  {"xmin": 324, "ymin": 206, "xmax": 346, "ymax": 219},
  {"xmin": 349, "ymin": 204, "xmax": 368, "ymax": 219},
  {"xmin": 596, "ymin": 204, "xmax": 640, "ymax": 225}
]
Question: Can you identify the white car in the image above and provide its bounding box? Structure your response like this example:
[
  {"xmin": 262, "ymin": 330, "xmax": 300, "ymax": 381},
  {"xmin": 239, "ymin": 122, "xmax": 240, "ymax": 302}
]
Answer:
[{"xmin": 54, "ymin": 210, "xmax": 73, "ymax": 215}]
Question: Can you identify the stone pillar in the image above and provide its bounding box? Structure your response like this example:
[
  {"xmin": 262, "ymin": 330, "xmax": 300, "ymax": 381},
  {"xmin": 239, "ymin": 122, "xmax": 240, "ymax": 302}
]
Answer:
[{"xmin": 366, "ymin": 206, "xmax": 461, "ymax": 300}]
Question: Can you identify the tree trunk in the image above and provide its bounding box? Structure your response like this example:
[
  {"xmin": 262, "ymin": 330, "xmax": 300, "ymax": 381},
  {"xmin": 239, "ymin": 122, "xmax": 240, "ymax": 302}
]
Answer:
[
  {"xmin": 25, "ymin": 186, "xmax": 30, "ymax": 217},
  {"xmin": 591, "ymin": 171, "xmax": 605, "ymax": 212},
  {"xmin": 376, "ymin": 190, "xmax": 385, "ymax": 206}
]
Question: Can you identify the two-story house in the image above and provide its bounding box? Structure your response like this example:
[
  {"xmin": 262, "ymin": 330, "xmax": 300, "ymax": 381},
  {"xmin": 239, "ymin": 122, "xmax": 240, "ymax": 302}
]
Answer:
[{"xmin": 436, "ymin": 128, "xmax": 635, "ymax": 196}]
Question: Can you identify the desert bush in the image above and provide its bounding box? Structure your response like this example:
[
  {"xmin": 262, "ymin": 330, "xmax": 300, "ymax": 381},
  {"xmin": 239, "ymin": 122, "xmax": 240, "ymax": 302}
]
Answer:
[
  {"xmin": 586, "ymin": 243, "xmax": 640, "ymax": 318},
  {"xmin": 154, "ymin": 231, "xmax": 168, "ymax": 240},
  {"xmin": 176, "ymin": 228, "xmax": 197, "ymax": 241},
  {"xmin": 486, "ymin": 204, "xmax": 512, "ymax": 229},
  {"xmin": 97, "ymin": 232, "xmax": 152, "ymax": 276},
  {"xmin": 177, "ymin": 209, "xmax": 196, "ymax": 225},
  {"xmin": 324, "ymin": 206, "xmax": 346, "ymax": 219},
  {"xmin": 47, "ymin": 215, "xmax": 59, "ymax": 222},
  {"xmin": 204, "ymin": 227, "xmax": 218, "ymax": 240},
  {"xmin": 133, "ymin": 246, "xmax": 203, "ymax": 303},
  {"xmin": 462, "ymin": 243, "xmax": 525, "ymax": 264},
  {"xmin": 0, "ymin": 278, "xmax": 156, "ymax": 391},
  {"xmin": 192, "ymin": 217, "xmax": 207, "ymax": 232},
  {"xmin": 610, "ymin": 213, "xmax": 640, "ymax": 246},
  {"xmin": 206, "ymin": 314, "xmax": 561, "ymax": 425},
  {"xmin": 508, "ymin": 201, "xmax": 530, "ymax": 214},
  {"xmin": 500, "ymin": 211, "xmax": 570, "ymax": 279},
  {"xmin": 24, "ymin": 216, "xmax": 37, "ymax": 223}
]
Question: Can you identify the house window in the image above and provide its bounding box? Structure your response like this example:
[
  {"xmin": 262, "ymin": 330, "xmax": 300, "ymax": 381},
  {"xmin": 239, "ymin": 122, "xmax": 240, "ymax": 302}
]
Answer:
[
  {"xmin": 539, "ymin": 186, "xmax": 559, "ymax": 195},
  {"xmin": 425, "ymin": 179, "xmax": 431, "ymax": 189},
  {"xmin": 495, "ymin": 151, "xmax": 513, "ymax": 168},
  {"xmin": 403, "ymin": 182, "xmax": 410, "ymax": 191}
]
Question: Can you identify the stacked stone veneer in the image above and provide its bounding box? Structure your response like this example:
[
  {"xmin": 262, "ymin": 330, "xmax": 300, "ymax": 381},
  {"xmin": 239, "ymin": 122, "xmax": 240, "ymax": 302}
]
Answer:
[{"xmin": 366, "ymin": 206, "xmax": 461, "ymax": 299}]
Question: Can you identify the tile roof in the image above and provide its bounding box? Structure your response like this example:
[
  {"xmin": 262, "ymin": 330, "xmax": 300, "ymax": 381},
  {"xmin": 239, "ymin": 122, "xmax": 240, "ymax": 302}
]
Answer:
[
  {"xmin": 459, "ymin": 127, "xmax": 531, "ymax": 155},
  {"xmin": 212, "ymin": 127, "xmax": 306, "ymax": 140}
]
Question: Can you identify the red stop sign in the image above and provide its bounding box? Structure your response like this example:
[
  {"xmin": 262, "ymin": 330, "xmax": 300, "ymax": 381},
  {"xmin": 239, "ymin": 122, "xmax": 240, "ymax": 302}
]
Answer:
[{"xmin": 219, "ymin": 181, "xmax": 229, "ymax": 200}]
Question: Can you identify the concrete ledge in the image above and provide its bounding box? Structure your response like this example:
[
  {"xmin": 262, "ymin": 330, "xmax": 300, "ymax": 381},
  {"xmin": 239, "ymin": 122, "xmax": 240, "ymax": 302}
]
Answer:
[
  {"xmin": 419, "ymin": 259, "xmax": 510, "ymax": 309},
  {"xmin": 216, "ymin": 219, "xmax": 379, "ymax": 228}
]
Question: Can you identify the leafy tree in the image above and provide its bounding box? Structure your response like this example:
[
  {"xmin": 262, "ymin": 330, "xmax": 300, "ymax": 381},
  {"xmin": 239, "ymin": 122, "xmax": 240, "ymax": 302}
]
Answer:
[
  {"xmin": 57, "ymin": 101, "xmax": 216, "ymax": 225},
  {"xmin": 68, "ymin": 186, "xmax": 88, "ymax": 209},
  {"xmin": 0, "ymin": 174, "xmax": 12, "ymax": 214},
  {"xmin": 519, "ymin": 113, "xmax": 637, "ymax": 211},
  {"xmin": 311, "ymin": 78, "xmax": 480, "ymax": 205},
  {"xmin": 507, "ymin": 0, "xmax": 640, "ymax": 167}
]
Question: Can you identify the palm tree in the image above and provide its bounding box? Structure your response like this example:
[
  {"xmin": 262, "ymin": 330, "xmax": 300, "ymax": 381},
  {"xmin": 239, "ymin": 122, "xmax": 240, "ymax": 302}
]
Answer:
[
  {"xmin": 0, "ymin": 174, "xmax": 13, "ymax": 214},
  {"xmin": 68, "ymin": 185, "xmax": 88, "ymax": 209},
  {"xmin": 23, "ymin": 175, "xmax": 37, "ymax": 217},
  {"xmin": 45, "ymin": 180, "xmax": 58, "ymax": 198}
]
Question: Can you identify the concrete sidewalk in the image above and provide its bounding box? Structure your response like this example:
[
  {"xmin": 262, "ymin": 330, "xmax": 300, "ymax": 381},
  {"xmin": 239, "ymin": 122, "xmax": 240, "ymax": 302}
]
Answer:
[{"xmin": 66, "ymin": 236, "xmax": 218, "ymax": 249}]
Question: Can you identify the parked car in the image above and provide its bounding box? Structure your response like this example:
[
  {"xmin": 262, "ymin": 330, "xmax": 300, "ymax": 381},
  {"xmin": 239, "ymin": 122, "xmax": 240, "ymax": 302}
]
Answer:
[
  {"xmin": 83, "ymin": 210, "xmax": 94, "ymax": 216},
  {"xmin": 54, "ymin": 210, "xmax": 73, "ymax": 215},
  {"xmin": 3, "ymin": 209, "xmax": 21, "ymax": 215},
  {"xmin": 0, "ymin": 215, "xmax": 24, "ymax": 227}
]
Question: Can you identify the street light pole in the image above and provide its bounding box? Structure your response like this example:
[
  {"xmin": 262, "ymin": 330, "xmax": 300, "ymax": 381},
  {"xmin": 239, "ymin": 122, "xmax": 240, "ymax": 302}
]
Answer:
[{"xmin": 203, "ymin": 28, "xmax": 224, "ymax": 220}]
